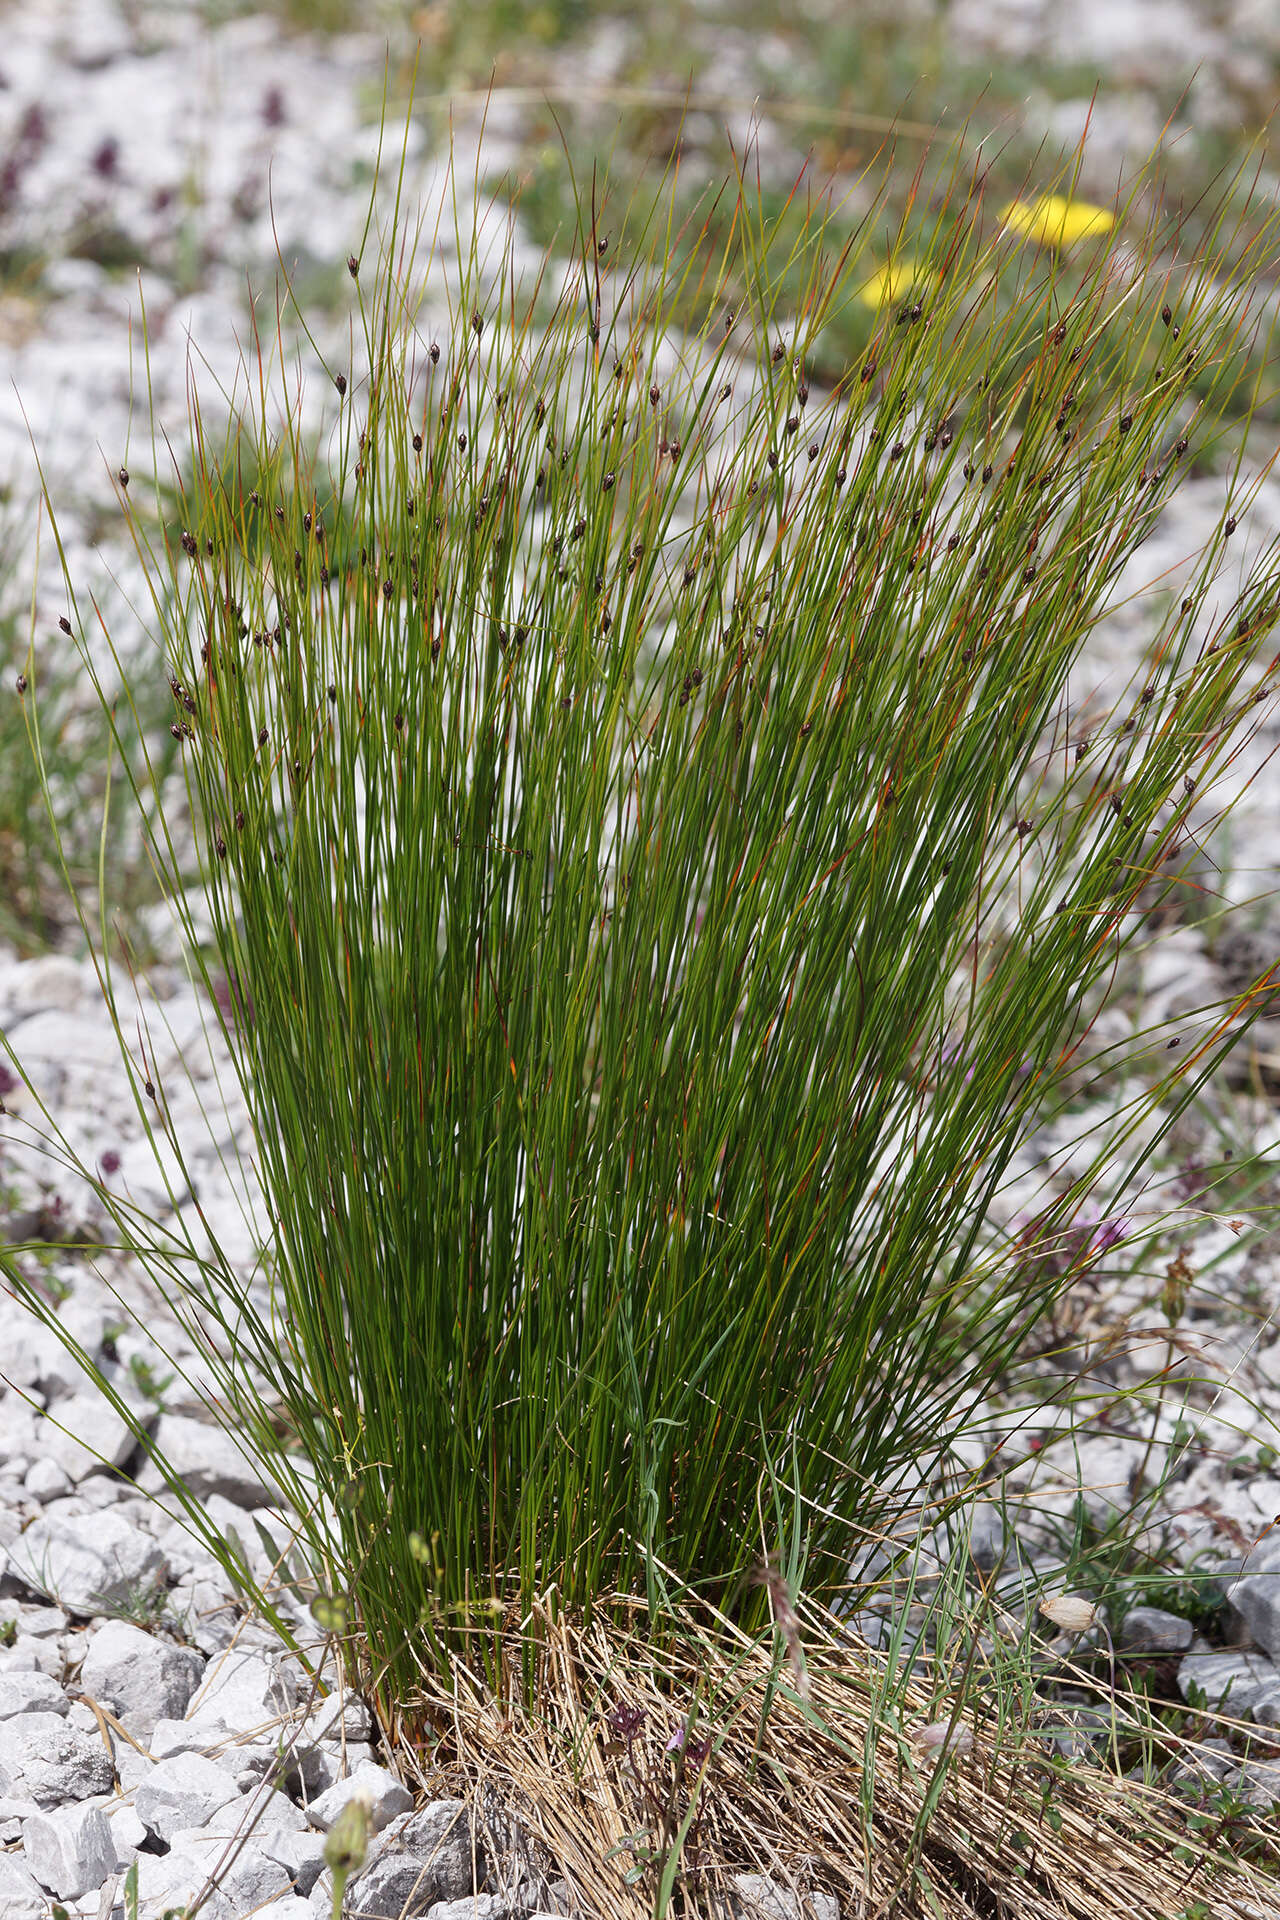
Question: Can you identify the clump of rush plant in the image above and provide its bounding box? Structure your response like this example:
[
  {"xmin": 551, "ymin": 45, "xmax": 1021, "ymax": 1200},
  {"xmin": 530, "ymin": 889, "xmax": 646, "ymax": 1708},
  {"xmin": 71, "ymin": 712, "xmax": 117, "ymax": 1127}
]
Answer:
[{"xmin": 5, "ymin": 125, "xmax": 1280, "ymax": 1915}]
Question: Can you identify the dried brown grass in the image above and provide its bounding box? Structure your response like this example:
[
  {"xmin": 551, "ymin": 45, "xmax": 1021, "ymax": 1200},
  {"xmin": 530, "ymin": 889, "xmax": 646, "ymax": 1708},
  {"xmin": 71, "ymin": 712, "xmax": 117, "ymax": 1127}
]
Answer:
[{"xmin": 377, "ymin": 1593, "xmax": 1280, "ymax": 1920}]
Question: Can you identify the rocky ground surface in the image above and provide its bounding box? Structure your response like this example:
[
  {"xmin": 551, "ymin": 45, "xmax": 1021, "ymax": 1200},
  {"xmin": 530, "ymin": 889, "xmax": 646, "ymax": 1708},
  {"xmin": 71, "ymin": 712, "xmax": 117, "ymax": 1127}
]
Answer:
[{"xmin": 1, "ymin": 0, "xmax": 1280, "ymax": 1916}]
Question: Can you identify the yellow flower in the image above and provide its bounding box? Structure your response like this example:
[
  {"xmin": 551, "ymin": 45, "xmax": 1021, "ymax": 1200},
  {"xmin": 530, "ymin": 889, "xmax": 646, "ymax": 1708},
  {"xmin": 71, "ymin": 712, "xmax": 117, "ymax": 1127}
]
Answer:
[
  {"xmin": 856, "ymin": 261, "xmax": 933, "ymax": 310},
  {"xmin": 1001, "ymin": 194, "xmax": 1114, "ymax": 248}
]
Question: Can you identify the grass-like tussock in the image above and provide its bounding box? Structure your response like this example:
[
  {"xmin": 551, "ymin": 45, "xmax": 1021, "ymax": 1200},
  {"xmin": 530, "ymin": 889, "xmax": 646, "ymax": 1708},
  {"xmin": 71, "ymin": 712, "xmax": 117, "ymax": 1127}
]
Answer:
[{"xmin": 6, "ymin": 123, "xmax": 1280, "ymax": 1917}]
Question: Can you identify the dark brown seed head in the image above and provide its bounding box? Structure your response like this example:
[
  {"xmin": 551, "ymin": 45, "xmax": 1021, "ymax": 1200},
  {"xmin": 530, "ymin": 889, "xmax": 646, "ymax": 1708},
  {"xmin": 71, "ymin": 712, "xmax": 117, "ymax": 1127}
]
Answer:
[
  {"xmin": 1225, "ymin": 516, "xmax": 1237, "ymax": 536},
  {"xmin": 429, "ymin": 342, "xmax": 440, "ymax": 363},
  {"xmin": 394, "ymin": 711, "xmax": 404, "ymax": 732},
  {"xmin": 347, "ymin": 254, "xmax": 359, "ymax": 278},
  {"xmin": 1161, "ymin": 304, "xmax": 1172, "ymax": 326},
  {"xmin": 258, "ymin": 726, "xmax": 268, "ymax": 746},
  {"xmin": 118, "ymin": 466, "xmax": 129, "ymax": 488},
  {"xmin": 335, "ymin": 373, "xmax": 347, "ymax": 397},
  {"xmin": 649, "ymin": 384, "xmax": 660, "ymax": 406},
  {"xmin": 771, "ymin": 343, "xmax": 785, "ymax": 364},
  {"xmin": 15, "ymin": 672, "xmax": 27, "ymax": 693},
  {"xmin": 1119, "ymin": 413, "xmax": 1132, "ymax": 433},
  {"xmin": 471, "ymin": 311, "xmax": 483, "ymax": 336},
  {"xmin": 719, "ymin": 384, "xmax": 731, "ymax": 402},
  {"xmin": 181, "ymin": 530, "xmax": 197, "ymax": 556},
  {"xmin": 412, "ymin": 433, "xmax": 423, "ymax": 452},
  {"xmin": 58, "ymin": 616, "xmax": 71, "ymax": 634}
]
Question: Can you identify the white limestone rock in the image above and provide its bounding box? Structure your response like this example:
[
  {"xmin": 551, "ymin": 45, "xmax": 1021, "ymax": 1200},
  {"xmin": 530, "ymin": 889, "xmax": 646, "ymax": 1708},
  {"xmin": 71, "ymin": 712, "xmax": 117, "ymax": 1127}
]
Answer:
[
  {"xmin": 424, "ymin": 1899, "xmax": 510, "ymax": 1920},
  {"xmin": 0, "ymin": 1670, "xmax": 69, "ymax": 1719},
  {"xmin": 305, "ymin": 1760, "xmax": 414, "ymax": 1834},
  {"xmin": 157, "ymin": 1826, "xmax": 293, "ymax": 1915},
  {"xmin": 733, "ymin": 1874, "xmax": 840, "ymax": 1920},
  {"xmin": 184, "ymin": 1642, "xmax": 299, "ymax": 1737},
  {"xmin": 32, "ymin": 1391, "xmax": 149, "ymax": 1484},
  {"xmin": 1228, "ymin": 1533, "xmax": 1280, "ymax": 1659},
  {"xmin": 23, "ymin": 1456, "xmax": 74, "ymax": 1502},
  {"xmin": 0, "ymin": 1711, "xmax": 115, "ymax": 1804},
  {"xmin": 21, "ymin": 1801, "xmax": 116, "ymax": 1901},
  {"xmin": 77, "ymin": 1616, "xmax": 205, "ymax": 1738},
  {"xmin": 343, "ymin": 1799, "xmax": 475, "ymax": 1916},
  {"xmin": 134, "ymin": 1749, "xmax": 241, "ymax": 1842},
  {"xmin": 0, "ymin": 1853, "xmax": 47, "ymax": 1920},
  {"xmin": 135, "ymin": 1411, "xmax": 278, "ymax": 1507},
  {"xmin": 4, "ymin": 1506, "xmax": 165, "ymax": 1614}
]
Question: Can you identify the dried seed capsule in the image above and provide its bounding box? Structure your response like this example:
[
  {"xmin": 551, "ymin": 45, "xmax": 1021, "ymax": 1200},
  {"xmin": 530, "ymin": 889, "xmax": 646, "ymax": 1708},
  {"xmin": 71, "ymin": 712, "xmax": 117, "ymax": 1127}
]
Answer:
[
  {"xmin": 58, "ymin": 616, "xmax": 71, "ymax": 633},
  {"xmin": 347, "ymin": 254, "xmax": 359, "ymax": 278},
  {"xmin": 335, "ymin": 373, "xmax": 347, "ymax": 397},
  {"xmin": 15, "ymin": 672, "xmax": 27, "ymax": 693},
  {"xmin": 118, "ymin": 466, "xmax": 129, "ymax": 487},
  {"xmin": 429, "ymin": 342, "xmax": 440, "ymax": 363}
]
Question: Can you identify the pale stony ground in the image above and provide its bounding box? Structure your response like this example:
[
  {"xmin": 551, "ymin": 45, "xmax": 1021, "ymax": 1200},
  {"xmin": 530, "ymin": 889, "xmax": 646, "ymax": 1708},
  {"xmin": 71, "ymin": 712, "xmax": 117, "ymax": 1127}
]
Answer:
[{"xmin": 1, "ymin": 1, "xmax": 1280, "ymax": 1916}]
